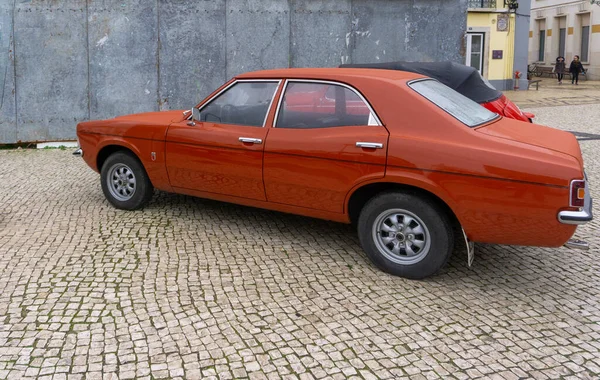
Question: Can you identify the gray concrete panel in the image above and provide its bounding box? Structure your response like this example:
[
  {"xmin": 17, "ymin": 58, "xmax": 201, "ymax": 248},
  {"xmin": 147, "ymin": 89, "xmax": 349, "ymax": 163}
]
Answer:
[
  {"xmin": 14, "ymin": 1, "xmax": 88, "ymax": 142},
  {"xmin": 290, "ymin": 0, "xmax": 352, "ymax": 68},
  {"xmin": 88, "ymin": 0, "xmax": 159, "ymax": 120},
  {"xmin": 158, "ymin": 0, "xmax": 226, "ymax": 111},
  {"xmin": 226, "ymin": 0, "xmax": 290, "ymax": 78},
  {"xmin": 409, "ymin": 0, "xmax": 467, "ymax": 63},
  {"xmin": 351, "ymin": 0, "xmax": 411, "ymax": 64},
  {"xmin": 0, "ymin": 2, "xmax": 16, "ymax": 144}
]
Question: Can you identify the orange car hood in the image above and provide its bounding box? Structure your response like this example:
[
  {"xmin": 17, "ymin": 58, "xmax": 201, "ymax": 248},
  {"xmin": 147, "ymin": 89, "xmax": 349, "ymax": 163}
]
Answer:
[{"xmin": 477, "ymin": 119, "xmax": 583, "ymax": 168}]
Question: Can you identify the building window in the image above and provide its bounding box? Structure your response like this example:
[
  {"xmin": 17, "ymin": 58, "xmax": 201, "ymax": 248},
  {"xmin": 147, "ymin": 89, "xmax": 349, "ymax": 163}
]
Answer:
[
  {"xmin": 577, "ymin": 13, "xmax": 590, "ymax": 62},
  {"xmin": 467, "ymin": 0, "xmax": 496, "ymax": 8},
  {"xmin": 581, "ymin": 26, "xmax": 590, "ymax": 62},
  {"xmin": 538, "ymin": 30, "xmax": 545, "ymax": 62},
  {"xmin": 559, "ymin": 28, "xmax": 566, "ymax": 58}
]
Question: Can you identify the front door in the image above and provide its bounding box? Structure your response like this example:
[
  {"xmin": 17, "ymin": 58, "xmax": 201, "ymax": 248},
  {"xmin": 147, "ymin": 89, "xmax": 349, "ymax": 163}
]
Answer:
[
  {"xmin": 165, "ymin": 80, "xmax": 280, "ymax": 201},
  {"xmin": 263, "ymin": 80, "xmax": 389, "ymax": 214},
  {"xmin": 466, "ymin": 33, "xmax": 485, "ymax": 74}
]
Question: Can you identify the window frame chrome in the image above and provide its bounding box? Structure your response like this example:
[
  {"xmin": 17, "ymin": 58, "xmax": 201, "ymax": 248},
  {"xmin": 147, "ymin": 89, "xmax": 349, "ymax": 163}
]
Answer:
[
  {"xmin": 188, "ymin": 79, "xmax": 282, "ymax": 128},
  {"xmin": 272, "ymin": 79, "xmax": 383, "ymax": 129}
]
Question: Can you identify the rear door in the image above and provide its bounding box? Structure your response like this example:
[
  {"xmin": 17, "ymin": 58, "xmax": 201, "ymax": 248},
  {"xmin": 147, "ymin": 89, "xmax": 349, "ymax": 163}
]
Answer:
[{"xmin": 263, "ymin": 80, "xmax": 389, "ymax": 213}]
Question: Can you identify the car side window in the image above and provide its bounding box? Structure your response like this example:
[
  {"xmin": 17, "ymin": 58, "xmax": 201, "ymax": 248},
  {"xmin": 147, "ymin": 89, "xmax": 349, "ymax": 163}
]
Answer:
[
  {"xmin": 200, "ymin": 81, "xmax": 278, "ymax": 127},
  {"xmin": 276, "ymin": 82, "xmax": 378, "ymax": 129}
]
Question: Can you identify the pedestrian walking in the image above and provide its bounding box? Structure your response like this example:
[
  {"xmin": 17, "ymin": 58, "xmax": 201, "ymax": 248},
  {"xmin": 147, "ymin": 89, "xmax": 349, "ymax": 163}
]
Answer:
[
  {"xmin": 569, "ymin": 55, "xmax": 584, "ymax": 85},
  {"xmin": 554, "ymin": 56, "xmax": 566, "ymax": 84}
]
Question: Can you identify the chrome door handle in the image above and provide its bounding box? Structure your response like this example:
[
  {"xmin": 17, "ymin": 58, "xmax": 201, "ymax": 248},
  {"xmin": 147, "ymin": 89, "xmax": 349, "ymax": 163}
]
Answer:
[
  {"xmin": 356, "ymin": 142, "xmax": 383, "ymax": 149},
  {"xmin": 239, "ymin": 137, "xmax": 263, "ymax": 145}
]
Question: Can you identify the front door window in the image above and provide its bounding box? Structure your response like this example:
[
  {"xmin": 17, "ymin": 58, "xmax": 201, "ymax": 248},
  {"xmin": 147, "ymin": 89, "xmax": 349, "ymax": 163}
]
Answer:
[{"xmin": 200, "ymin": 81, "xmax": 279, "ymax": 127}]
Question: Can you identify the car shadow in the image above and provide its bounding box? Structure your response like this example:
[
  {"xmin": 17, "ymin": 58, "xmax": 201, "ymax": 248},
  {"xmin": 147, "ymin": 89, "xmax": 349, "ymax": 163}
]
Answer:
[
  {"xmin": 146, "ymin": 191, "xmax": 595, "ymax": 292},
  {"xmin": 569, "ymin": 131, "xmax": 600, "ymax": 141}
]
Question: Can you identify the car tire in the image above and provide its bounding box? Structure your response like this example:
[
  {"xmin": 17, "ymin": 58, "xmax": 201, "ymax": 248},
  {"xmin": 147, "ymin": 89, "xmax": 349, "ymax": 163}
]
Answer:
[
  {"xmin": 100, "ymin": 151, "xmax": 154, "ymax": 210},
  {"xmin": 357, "ymin": 192, "xmax": 453, "ymax": 279}
]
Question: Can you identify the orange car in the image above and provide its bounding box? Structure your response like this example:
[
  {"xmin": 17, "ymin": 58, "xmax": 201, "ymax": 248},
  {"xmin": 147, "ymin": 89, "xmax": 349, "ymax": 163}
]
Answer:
[{"xmin": 75, "ymin": 68, "xmax": 593, "ymax": 279}]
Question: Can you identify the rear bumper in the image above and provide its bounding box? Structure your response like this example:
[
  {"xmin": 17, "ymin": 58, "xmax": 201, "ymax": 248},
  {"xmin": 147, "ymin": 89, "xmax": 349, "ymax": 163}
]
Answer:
[
  {"xmin": 558, "ymin": 199, "xmax": 593, "ymax": 224},
  {"xmin": 558, "ymin": 176, "xmax": 593, "ymax": 225}
]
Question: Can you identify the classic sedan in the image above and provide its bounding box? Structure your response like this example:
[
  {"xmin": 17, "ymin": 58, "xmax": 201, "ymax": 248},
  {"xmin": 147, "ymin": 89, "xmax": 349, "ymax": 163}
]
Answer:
[{"xmin": 75, "ymin": 68, "xmax": 593, "ymax": 279}]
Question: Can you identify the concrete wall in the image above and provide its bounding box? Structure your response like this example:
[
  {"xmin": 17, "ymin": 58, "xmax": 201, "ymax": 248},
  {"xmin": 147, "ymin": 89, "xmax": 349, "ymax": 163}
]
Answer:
[{"xmin": 0, "ymin": 0, "xmax": 467, "ymax": 144}]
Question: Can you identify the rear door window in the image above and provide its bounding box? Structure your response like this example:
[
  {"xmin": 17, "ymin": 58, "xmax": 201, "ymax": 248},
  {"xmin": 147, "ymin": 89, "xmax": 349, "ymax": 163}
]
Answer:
[{"xmin": 276, "ymin": 81, "xmax": 379, "ymax": 129}]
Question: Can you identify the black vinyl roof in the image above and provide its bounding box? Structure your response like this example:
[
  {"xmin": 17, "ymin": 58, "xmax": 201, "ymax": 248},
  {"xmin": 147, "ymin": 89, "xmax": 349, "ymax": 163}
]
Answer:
[{"xmin": 339, "ymin": 61, "xmax": 502, "ymax": 104}]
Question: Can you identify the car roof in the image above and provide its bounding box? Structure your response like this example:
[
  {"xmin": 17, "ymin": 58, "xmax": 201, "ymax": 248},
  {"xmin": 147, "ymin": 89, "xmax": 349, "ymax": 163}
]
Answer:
[{"xmin": 235, "ymin": 67, "xmax": 425, "ymax": 81}]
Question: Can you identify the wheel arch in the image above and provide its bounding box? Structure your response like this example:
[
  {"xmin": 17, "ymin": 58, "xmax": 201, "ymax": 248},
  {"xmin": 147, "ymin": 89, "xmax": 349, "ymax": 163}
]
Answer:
[
  {"xmin": 96, "ymin": 143, "xmax": 141, "ymax": 173},
  {"xmin": 346, "ymin": 181, "xmax": 463, "ymax": 233}
]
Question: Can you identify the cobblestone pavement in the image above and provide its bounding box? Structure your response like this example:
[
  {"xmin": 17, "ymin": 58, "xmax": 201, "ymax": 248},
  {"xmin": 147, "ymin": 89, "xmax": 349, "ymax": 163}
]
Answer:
[
  {"xmin": 1, "ymin": 90, "xmax": 599, "ymax": 379},
  {"xmin": 506, "ymin": 77, "xmax": 600, "ymax": 109}
]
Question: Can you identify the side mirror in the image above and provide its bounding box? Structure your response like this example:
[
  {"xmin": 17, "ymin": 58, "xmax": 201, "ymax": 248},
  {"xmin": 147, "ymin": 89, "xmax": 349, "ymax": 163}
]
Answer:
[{"xmin": 192, "ymin": 107, "xmax": 201, "ymax": 121}]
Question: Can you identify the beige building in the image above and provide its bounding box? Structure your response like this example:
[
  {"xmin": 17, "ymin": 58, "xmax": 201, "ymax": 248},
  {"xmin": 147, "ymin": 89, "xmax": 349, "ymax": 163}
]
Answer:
[
  {"xmin": 529, "ymin": 1, "xmax": 599, "ymax": 79},
  {"xmin": 467, "ymin": 0, "xmax": 530, "ymax": 90}
]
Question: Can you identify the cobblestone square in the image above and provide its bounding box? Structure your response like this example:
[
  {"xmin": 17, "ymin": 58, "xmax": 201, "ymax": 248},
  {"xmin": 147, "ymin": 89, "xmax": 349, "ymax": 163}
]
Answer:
[{"xmin": 1, "ymin": 79, "xmax": 599, "ymax": 379}]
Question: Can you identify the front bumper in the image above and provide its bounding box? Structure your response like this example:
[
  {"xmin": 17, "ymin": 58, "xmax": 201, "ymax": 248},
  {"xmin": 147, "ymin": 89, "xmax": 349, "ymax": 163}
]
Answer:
[{"xmin": 558, "ymin": 175, "xmax": 593, "ymax": 225}]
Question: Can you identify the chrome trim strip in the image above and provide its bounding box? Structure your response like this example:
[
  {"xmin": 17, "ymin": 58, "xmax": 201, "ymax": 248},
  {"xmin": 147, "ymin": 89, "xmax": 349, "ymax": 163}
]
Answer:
[
  {"xmin": 262, "ymin": 80, "xmax": 283, "ymax": 128},
  {"xmin": 272, "ymin": 80, "xmax": 289, "ymax": 129},
  {"xmin": 273, "ymin": 79, "xmax": 383, "ymax": 128}
]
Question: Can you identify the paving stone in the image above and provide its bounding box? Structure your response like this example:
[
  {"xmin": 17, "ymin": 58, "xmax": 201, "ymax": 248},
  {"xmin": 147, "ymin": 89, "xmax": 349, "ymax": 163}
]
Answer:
[{"xmin": 0, "ymin": 89, "xmax": 599, "ymax": 378}]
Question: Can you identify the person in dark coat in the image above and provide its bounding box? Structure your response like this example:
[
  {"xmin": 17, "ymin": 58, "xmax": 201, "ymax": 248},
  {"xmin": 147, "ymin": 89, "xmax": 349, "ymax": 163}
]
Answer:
[
  {"xmin": 569, "ymin": 55, "xmax": 585, "ymax": 85},
  {"xmin": 554, "ymin": 56, "xmax": 566, "ymax": 84}
]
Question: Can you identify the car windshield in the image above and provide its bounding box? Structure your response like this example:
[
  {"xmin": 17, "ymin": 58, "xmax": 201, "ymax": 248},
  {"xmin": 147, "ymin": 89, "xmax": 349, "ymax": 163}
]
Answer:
[{"xmin": 409, "ymin": 79, "xmax": 498, "ymax": 128}]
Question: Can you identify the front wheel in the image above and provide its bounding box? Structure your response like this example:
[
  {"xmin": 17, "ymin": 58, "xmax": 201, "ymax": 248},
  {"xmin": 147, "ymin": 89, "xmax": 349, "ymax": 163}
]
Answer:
[
  {"xmin": 357, "ymin": 192, "xmax": 453, "ymax": 279},
  {"xmin": 100, "ymin": 151, "xmax": 154, "ymax": 210}
]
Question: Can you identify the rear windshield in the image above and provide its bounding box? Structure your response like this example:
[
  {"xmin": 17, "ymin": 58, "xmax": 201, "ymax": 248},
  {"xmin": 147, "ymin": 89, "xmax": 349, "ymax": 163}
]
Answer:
[{"xmin": 409, "ymin": 79, "xmax": 498, "ymax": 127}]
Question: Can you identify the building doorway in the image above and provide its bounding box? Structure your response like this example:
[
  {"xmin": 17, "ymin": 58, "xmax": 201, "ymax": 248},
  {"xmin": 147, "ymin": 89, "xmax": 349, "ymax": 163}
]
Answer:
[{"xmin": 466, "ymin": 33, "xmax": 485, "ymax": 74}]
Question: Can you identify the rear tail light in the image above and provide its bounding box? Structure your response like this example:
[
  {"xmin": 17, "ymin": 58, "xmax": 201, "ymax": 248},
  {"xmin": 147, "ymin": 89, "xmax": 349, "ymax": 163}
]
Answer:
[{"xmin": 570, "ymin": 180, "xmax": 586, "ymax": 207}]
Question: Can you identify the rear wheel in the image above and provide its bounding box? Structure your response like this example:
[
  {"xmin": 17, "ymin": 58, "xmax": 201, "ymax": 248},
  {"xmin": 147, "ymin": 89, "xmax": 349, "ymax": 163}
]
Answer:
[
  {"xmin": 100, "ymin": 151, "xmax": 153, "ymax": 210},
  {"xmin": 357, "ymin": 192, "xmax": 453, "ymax": 279}
]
